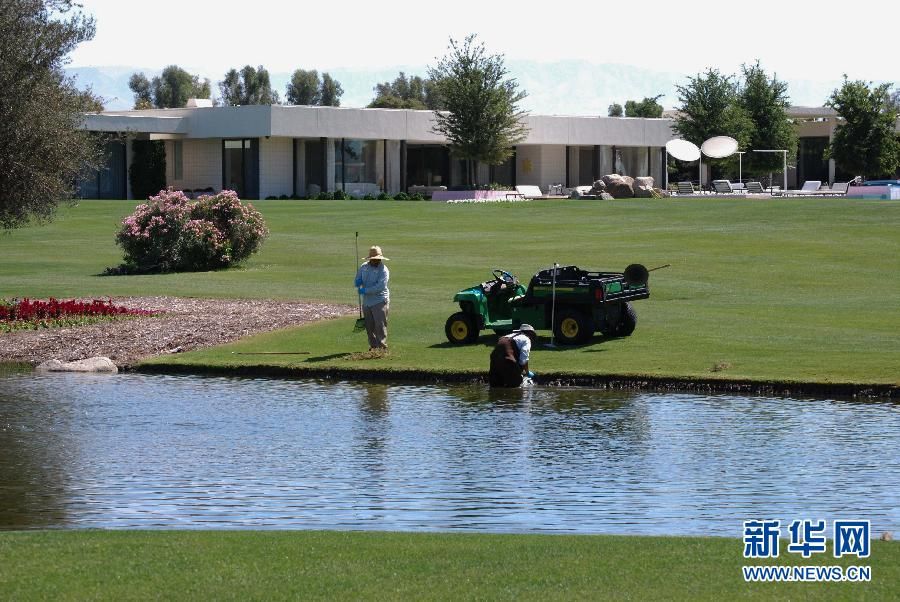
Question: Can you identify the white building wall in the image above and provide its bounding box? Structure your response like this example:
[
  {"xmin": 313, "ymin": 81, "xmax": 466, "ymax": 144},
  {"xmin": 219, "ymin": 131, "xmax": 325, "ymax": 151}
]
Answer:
[
  {"xmin": 515, "ymin": 146, "xmax": 542, "ymax": 186},
  {"xmin": 259, "ymin": 137, "xmax": 293, "ymax": 198},
  {"xmin": 540, "ymin": 146, "xmax": 567, "ymax": 189},
  {"xmin": 514, "ymin": 146, "xmax": 568, "ymax": 192},
  {"xmin": 386, "ymin": 140, "xmax": 401, "ymax": 194},
  {"xmin": 167, "ymin": 139, "xmax": 221, "ymax": 193}
]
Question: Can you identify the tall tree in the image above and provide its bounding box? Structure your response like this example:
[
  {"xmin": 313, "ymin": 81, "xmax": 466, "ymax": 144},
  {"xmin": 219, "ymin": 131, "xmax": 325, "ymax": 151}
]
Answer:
[
  {"xmin": 608, "ymin": 103, "xmax": 623, "ymax": 117},
  {"xmin": 624, "ymin": 95, "xmax": 664, "ymax": 118},
  {"xmin": 128, "ymin": 72, "xmax": 153, "ymax": 109},
  {"xmin": 825, "ymin": 78, "xmax": 900, "ymax": 179},
  {"xmin": 369, "ymin": 72, "xmax": 443, "ymax": 109},
  {"xmin": 0, "ymin": 0, "xmax": 101, "ymax": 229},
  {"xmin": 674, "ymin": 69, "xmax": 753, "ymax": 183},
  {"xmin": 319, "ymin": 73, "xmax": 343, "ymax": 107},
  {"xmin": 128, "ymin": 66, "xmax": 209, "ymax": 109},
  {"xmin": 218, "ymin": 65, "xmax": 279, "ymax": 106},
  {"xmin": 737, "ymin": 62, "xmax": 797, "ymax": 176},
  {"xmin": 286, "ymin": 69, "xmax": 321, "ymax": 105},
  {"xmin": 152, "ymin": 65, "xmax": 210, "ymax": 108},
  {"xmin": 427, "ymin": 34, "xmax": 529, "ymax": 187}
]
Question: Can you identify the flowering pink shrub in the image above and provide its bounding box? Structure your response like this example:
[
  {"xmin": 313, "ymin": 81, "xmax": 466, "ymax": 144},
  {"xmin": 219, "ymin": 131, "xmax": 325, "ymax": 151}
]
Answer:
[{"xmin": 114, "ymin": 189, "xmax": 268, "ymax": 272}]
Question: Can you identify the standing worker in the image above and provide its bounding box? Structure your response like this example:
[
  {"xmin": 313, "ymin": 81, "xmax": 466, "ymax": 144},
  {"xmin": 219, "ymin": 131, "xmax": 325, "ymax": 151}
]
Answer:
[
  {"xmin": 355, "ymin": 245, "xmax": 390, "ymax": 350},
  {"xmin": 489, "ymin": 324, "xmax": 537, "ymax": 387}
]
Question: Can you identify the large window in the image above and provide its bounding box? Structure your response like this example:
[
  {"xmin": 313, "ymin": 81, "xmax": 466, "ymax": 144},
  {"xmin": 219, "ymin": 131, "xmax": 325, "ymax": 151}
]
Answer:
[
  {"xmin": 222, "ymin": 139, "xmax": 258, "ymax": 199},
  {"xmin": 77, "ymin": 138, "xmax": 126, "ymax": 199},
  {"xmin": 798, "ymin": 137, "xmax": 829, "ymax": 184},
  {"xmin": 304, "ymin": 139, "xmax": 325, "ymax": 196},
  {"xmin": 618, "ymin": 147, "xmax": 648, "ymax": 178},
  {"xmin": 570, "ymin": 146, "xmax": 613, "ymax": 185},
  {"xmin": 333, "ymin": 139, "xmax": 379, "ymax": 196},
  {"xmin": 407, "ymin": 145, "xmax": 449, "ymax": 188}
]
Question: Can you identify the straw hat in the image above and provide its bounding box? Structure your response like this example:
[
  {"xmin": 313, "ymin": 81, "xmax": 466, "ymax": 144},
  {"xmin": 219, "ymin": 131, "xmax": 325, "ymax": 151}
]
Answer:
[
  {"xmin": 514, "ymin": 324, "xmax": 537, "ymax": 341},
  {"xmin": 363, "ymin": 245, "xmax": 390, "ymax": 261}
]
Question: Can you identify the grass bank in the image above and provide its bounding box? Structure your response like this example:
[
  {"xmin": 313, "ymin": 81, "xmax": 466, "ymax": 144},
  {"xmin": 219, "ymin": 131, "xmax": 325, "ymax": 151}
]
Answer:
[
  {"xmin": 2, "ymin": 198, "xmax": 898, "ymax": 389},
  {"xmin": 1, "ymin": 531, "xmax": 896, "ymax": 600}
]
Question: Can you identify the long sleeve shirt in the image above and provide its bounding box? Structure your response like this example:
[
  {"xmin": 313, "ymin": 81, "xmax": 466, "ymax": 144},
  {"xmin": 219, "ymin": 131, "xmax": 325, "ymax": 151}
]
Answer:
[
  {"xmin": 355, "ymin": 262, "xmax": 390, "ymax": 307},
  {"xmin": 511, "ymin": 333, "xmax": 531, "ymax": 366}
]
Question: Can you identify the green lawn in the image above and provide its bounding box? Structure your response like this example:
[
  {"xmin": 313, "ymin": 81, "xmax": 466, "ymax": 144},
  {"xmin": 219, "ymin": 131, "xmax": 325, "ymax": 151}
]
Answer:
[
  {"xmin": 1, "ymin": 531, "xmax": 896, "ymax": 600},
  {"xmin": 2, "ymin": 198, "xmax": 899, "ymax": 386}
]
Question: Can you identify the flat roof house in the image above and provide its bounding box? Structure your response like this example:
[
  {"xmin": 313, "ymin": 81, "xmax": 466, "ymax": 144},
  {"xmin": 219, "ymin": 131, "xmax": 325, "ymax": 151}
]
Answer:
[{"xmin": 79, "ymin": 105, "xmax": 676, "ymax": 200}]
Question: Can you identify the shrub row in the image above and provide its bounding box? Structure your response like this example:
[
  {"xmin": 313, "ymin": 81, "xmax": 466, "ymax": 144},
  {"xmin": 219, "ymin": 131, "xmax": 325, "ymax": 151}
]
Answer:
[{"xmin": 264, "ymin": 191, "xmax": 427, "ymax": 201}]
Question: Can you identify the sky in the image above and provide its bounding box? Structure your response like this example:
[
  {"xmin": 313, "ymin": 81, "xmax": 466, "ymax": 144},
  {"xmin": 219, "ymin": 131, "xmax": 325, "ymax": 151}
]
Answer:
[{"xmin": 68, "ymin": 0, "xmax": 897, "ymax": 110}]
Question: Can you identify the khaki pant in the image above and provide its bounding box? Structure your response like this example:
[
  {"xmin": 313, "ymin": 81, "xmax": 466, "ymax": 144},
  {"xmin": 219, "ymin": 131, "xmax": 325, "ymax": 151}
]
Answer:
[{"xmin": 364, "ymin": 301, "xmax": 389, "ymax": 349}]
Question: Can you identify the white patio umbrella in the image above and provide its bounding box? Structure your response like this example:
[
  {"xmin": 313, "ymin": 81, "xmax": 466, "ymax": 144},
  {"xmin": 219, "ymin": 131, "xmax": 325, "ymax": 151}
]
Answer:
[
  {"xmin": 664, "ymin": 139, "xmax": 701, "ymax": 190},
  {"xmin": 701, "ymin": 136, "xmax": 739, "ymax": 188}
]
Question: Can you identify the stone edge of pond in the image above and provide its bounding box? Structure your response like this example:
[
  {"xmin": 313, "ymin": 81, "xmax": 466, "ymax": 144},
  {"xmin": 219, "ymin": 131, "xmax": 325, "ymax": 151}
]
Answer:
[{"xmin": 127, "ymin": 362, "xmax": 900, "ymax": 400}]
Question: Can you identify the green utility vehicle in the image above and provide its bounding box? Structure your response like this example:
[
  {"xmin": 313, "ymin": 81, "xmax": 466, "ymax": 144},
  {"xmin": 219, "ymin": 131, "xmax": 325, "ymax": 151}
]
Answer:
[{"xmin": 444, "ymin": 264, "xmax": 652, "ymax": 345}]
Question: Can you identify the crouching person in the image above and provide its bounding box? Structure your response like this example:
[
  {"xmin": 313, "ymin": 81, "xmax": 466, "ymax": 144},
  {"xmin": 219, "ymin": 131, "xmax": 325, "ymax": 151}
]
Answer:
[{"xmin": 489, "ymin": 324, "xmax": 537, "ymax": 388}]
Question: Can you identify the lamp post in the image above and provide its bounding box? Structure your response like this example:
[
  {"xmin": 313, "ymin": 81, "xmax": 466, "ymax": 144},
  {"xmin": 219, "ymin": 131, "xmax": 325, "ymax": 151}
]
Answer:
[
  {"xmin": 735, "ymin": 151, "xmax": 745, "ymax": 184},
  {"xmin": 752, "ymin": 150, "xmax": 787, "ymax": 192}
]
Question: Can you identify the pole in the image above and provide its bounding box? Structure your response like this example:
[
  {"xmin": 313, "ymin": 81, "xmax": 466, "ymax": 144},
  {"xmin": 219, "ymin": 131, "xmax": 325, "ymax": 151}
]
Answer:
[
  {"xmin": 698, "ymin": 155, "xmax": 702, "ymax": 192},
  {"xmin": 782, "ymin": 150, "xmax": 787, "ymax": 193},
  {"xmin": 546, "ymin": 263, "xmax": 558, "ymax": 349},
  {"xmin": 664, "ymin": 151, "xmax": 668, "ymax": 190}
]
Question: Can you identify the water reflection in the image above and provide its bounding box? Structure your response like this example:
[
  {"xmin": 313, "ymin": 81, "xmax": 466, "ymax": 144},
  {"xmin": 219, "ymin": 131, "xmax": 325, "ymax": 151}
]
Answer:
[{"xmin": 0, "ymin": 373, "xmax": 898, "ymax": 535}]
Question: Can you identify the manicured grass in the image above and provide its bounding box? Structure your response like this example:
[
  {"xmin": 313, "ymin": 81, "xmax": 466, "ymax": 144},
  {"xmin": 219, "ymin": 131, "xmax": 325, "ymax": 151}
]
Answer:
[
  {"xmin": 2, "ymin": 198, "xmax": 898, "ymax": 385},
  {"xmin": 1, "ymin": 531, "xmax": 896, "ymax": 600}
]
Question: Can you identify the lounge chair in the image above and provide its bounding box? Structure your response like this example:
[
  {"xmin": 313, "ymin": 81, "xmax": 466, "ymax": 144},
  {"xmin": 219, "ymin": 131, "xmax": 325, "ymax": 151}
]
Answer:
[
  {"xmin": 514, "ymin": 185, "xmax": 545, "ymax": 199},
  {"xmin": 746, "ymin": 181, "xmax": 766, "ymax": 194},
  {"xmin": 786, "ymin": 180, "xmax": 823, "ymax": 196},
  {"xmin": 712, "ymin": 180, "xmax": 734, "ymax": 194},
  {"xmin": 676, "ymin": 182, "xmax": 695, "ymax": 195},
  {"xmin": 822, "ymin": 182, "xmax": 849, "ymax": 196}
]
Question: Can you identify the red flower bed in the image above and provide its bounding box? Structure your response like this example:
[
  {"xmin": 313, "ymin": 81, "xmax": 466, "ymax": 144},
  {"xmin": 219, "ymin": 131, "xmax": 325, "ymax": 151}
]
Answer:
[{"xmin": 0, "ymin": 298, "xmax": 154, "ymax": 322}]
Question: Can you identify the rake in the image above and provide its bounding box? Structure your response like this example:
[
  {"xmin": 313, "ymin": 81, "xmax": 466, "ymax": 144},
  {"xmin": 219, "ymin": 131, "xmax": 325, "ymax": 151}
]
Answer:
[{"xmin": 354, "ymin": 231, "xmax": 366, "ymax": 331}]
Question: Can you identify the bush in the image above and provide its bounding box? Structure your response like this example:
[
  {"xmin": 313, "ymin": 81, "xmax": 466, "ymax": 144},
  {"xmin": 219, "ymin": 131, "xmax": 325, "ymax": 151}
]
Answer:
[
  {"xmin": 377, "ymin": 192, "xmax": 392, "ymax": 200},
  {"xmin": 362, "ymin": 193, "xmax": 375, "ymax": 200},
  {"xmin": 114, "ymin": 188, "xmax": 268, "ymax": 273},
  {"xmin": 316, "ymin": 191, "xmax": 334, "ymax": 200},
  {"xmin": 409, "ymin": 192, "xmax": 425, "ymax": 201},
  {"xmin": 394, "ymin": 192, "xmax": 410, "ymax": 201}
]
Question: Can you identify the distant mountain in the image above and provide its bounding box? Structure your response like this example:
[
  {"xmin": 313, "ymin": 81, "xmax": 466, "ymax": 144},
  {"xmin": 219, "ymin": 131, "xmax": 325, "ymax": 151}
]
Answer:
[{"xmin": 66, "ymin": 61, "xmax": 846, "ymax": 114}]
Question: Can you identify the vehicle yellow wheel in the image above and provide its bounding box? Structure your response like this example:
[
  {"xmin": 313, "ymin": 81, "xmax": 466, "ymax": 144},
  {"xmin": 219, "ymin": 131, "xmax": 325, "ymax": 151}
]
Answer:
[
  {"xmin": 445, "ymin": 312, "xmax": 478, "ymax": 344},
  {"xmin": 450, "ymin": 320, "xmax": 469, "ymax": 340},
  {"xmin": 560, "ymin": 317, "xmax": 580, "ymax": 339},
  {"xmin": 553, "ymin": 309, "xmax": 594, "ymax": 344}
]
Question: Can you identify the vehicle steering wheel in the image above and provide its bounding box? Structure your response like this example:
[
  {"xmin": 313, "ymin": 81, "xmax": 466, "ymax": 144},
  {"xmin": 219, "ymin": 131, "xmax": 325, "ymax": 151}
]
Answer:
[{"xmin": 492, "ymin": 269, "xmax": 516, "ymax": 284}]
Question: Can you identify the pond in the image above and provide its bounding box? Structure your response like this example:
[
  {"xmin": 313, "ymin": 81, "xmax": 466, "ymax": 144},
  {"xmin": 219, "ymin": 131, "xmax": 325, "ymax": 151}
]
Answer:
[{"xmin": 1, "ymin": 373, "xmax": 898, "ymax": 536}]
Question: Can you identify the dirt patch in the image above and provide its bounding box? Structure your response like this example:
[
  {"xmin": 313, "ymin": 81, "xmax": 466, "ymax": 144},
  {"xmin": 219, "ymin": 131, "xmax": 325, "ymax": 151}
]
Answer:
[{"xmin": 0, "ymin": 297, "xmax": 355, "ymax": 368}]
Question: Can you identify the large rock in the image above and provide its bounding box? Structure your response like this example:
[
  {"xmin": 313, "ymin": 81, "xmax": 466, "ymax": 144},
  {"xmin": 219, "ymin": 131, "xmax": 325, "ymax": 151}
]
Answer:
[
  {"xmin": 587, "ymin": 180, "xmax": 607, "ymax": 195},
  {"xmin": 601, "ymin": 174, "xmax": 635, "ymax": 198},
  {"xmin": 633, "ymin": 176, "xmax": 656, "ymax": 198},
  {"xmin": 36, "ymin": 357, "xmax": 118, "ymax": 373}
]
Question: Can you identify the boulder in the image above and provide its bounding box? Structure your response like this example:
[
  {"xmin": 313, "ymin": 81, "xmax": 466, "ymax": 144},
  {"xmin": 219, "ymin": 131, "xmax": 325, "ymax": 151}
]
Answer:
[
  {"xmin": 600, "ymin": 192, "xmax": 615, "ymax": 200},
  {"xmin": 601, "ymin": 174, "xmax": 635, "ymax": 198},
  {"xmin": 633, "ymin": 176, "xmax": 655, "ymax": 198},
  {"xmin": 36, "ymin": 357, "xmax": 118, "ymax": 373},
  {"xmin": 587, "ymin": 179, "xmax": 607, "ymax": 195}
]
